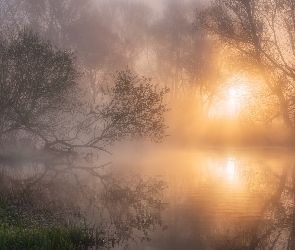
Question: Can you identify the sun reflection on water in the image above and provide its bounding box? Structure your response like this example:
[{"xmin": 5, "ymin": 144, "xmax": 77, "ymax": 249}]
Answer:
[
  {"xmin": 205, "ymin": 157, "xmax": 241, "ymax": 188},
  {"xmin": 226, "ymin": 158, "xmax": 236, "ymax": 181}
]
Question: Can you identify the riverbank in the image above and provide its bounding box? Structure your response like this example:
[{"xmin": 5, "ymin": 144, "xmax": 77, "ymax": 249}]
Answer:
[{"xmin": 0, "ymin": 194, "xmax": 114, "ymax": 249}]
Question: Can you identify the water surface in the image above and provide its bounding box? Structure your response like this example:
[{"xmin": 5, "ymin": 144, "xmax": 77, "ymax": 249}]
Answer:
[
  {"xmin": 113, "ymin": 147, "xmax": 295, "ymax": 250},
  {"xmin": 2, "ymin": 147, "xmax": 295, "ymax": 249}
]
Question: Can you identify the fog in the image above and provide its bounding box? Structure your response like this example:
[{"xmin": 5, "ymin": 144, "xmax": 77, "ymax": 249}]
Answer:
[{"xmin": 1, "ymin": 0, "xmax": 295, "ymax": 249}]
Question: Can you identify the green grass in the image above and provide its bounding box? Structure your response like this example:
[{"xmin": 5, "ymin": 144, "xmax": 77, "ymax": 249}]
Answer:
[
  {"xmin": 0, "ymin": 223, "xmax": 107, "ymax": 250},
  {"xmin": 0, "ymin": 196, "xmax": 115, "ymax": 250}
]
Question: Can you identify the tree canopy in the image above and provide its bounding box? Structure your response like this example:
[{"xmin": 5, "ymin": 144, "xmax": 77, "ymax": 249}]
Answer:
[
  {"xmin": 0, "ymin": 29, "xmax": 169, "ymax": 157},
  {"xmin": 0, "ymin": 29, "xmax": 80, "ymax": 141}
]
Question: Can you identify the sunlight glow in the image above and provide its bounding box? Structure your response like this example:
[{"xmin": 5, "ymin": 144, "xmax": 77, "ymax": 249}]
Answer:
[
  {"xmin": 224, "ymin": 75, "xmax": 250, "ymax": 117},
  {"xmin": 226, "ymin": 90, "xmax": 238, "ymax": 117},
  {"xmin": 222, "ymin": 158, "xmax": 240, "ymax": 186},
  {"xmin": 226, "ymin": 158, "xmax": 236, "ymax": 181},
  {"xmin": 206, "ymin": 157, "xmax": 241, "ymax": 187},
  {"xmin": 208, "ymin": 75, "xmax": 251, "ymax": 118},
  {"xmin": 229, "ymin": 88, "xmax": 237, "ymax": 97}
]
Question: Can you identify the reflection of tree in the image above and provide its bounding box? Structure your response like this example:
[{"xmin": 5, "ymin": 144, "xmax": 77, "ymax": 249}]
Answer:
[
  {"xmin": 100, "ymin": 174, "xmax": 167, "ymax": 246},
  {"xmin": 0, "ymin": 156, "xmax": 168, "ymax": 249},
  {"xmin": 212, "ymin": 158, "xmax": 295, "ymax": 250},
  {"xmin": 0, "ymin": 25, "xmax": 169, "ymax": 249}
]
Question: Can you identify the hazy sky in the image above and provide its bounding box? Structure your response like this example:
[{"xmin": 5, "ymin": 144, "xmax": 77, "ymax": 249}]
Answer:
[
  {"xmin": 117, "ymin": 0, "xmax": 209, "ymax": 13},
  {"xmin": 130, "ymin": 0, "xmax": 164, "ymax": 10},
  {"xmin": 114, "ymin": 0, "xmax": 163, "ymax": 10}
]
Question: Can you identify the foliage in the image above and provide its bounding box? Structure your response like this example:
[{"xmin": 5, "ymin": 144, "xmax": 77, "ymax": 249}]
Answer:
[
  {"xmin": 0, "ymin": 224, "xmax": 107, "ymax": 250},
  {"xmin": 0, "ymin": 28, "xmax": 169, "ymax": 156},
  {"xmin": 0, "ymin": 28, "xmax": 80, "ymax": 143},
  {"xmin": 92, "ymin": 69, "xmax": 170, "ymax": 144},
  {"xmin": 0, "ymin": 196, "xmax": 115, "ymax": 250},
  {"xmin": 0, "ymin": 27, "xmax": 169, "ymax": 248}
]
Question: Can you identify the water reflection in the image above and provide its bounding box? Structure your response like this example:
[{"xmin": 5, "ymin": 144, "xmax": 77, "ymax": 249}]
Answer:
[
  {"xmin": 226, "ymin": 158, "xmax": 235, "ymax": 180},
  {"xmin": 212, "ymin": 156, "xmax": 294, "ymax": 250},
  {"xmin": 0, "ymin": 153, "xmax": 168, "ymax": 249},
  {"xmin": 2, "ymin": 148, "xmax": 295, "ymax": 249},
  {"xmin": 120, "ymin": 148, "xmax": 295, "ymax": 250},
  {"xmin": 206, "ymin": 156, "xmax": 240, "ymax": 187}
]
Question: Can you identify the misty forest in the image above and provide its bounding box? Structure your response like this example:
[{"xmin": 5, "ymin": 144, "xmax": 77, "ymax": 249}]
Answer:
[{"xmin": 1, "ymin": 0, "xmax": 295, "ymax": 249}]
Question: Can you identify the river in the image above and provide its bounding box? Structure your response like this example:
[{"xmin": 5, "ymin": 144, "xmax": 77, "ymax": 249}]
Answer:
[{"xmin": 2, "ymin": 146, "xmax": 294, "ymax": 249}]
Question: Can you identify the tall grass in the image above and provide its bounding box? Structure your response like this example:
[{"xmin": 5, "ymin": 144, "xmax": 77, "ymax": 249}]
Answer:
[
  {"xmin": 0, "ymin": 196, "xmax": 116, "ymax": 249},
  {"xmin": 0, "ymin": 223, "xmax": 107, "ymax": 250}
]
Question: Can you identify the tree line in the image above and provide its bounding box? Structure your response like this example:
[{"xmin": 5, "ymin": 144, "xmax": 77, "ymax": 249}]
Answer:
[{"xmin": 2, "ymin": 0, "xmax": 295, "ymax": 148}]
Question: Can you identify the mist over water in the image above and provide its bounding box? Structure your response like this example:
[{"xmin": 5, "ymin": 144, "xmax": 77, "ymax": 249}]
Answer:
[
  {"xmin": 1, "ymin": 0, "xmax": 295, "ymax": 249},
  {"xmin": 3, "ymin": 144, "xmax": 293, "ymax": 249}
]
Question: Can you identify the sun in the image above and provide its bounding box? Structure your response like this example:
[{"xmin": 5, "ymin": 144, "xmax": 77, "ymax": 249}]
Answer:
[
  {"xmin": 225, "ymin": 76, "xmax": 251, "ymax": 117},
  {"xmin": 208, "ymin": 74, "xmax": 251, "ymax": 118},
  {"xmin": 226, "ymin": 87, "xmax": 238, "ymax": 116},
  {"xmin": 229, "ymin": 88, "xmax": 237, "ymax": 97}
]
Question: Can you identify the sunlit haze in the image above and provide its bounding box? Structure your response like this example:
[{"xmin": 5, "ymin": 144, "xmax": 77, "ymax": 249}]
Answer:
[
  {"xmin": 1, "ymin": 0, "xmax": 295, "ymax": 249},
  {"xmin": 229, "ymin": 88, "xmax": 237, "ymax": 97}
]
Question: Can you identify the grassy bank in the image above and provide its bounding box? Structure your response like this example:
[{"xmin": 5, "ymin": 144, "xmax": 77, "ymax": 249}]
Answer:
[{"xmin": 0, "ymin": 196, "xmax": 114, "ymax": 250}]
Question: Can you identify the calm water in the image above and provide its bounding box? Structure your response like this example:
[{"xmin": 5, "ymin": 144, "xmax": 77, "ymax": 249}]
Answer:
[
  {"xmin": 2, "ymin": 147, "xmax": 295, "ymax": 249},
  {"xmin": 112, "ymin": 147, "xmax": 295, "ymax": 250}
]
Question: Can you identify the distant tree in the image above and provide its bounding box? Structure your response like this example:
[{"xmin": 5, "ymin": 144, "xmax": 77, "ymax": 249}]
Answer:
[
  {"xmin": 65, "ymin": 5, "xmax": 127, "ymax": 102},
  {"xmin": 85, "ymin": 0, "xmax": 153, "ymax": 101},
  {"xmin": 0, "ymin": 29, "xmax": 169, "ymax": 157},
  {"xmin": 149, "ymin": 0, "xmax": 225, "ymax": 118},
  {"xmin": 0, "ymin": 0, "xmax": 144, "ymax": 102},
  {"xmin": 96, "ymin": 0, "xmax": 153, "ymax": 64},
  {"xmin": 150, "ymin": 1, "xmax": 205, "ymax": 99}
]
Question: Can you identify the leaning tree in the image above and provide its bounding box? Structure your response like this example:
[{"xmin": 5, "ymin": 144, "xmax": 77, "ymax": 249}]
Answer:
[{"xmin": 0, "ymin": 28, "xmax": 169, "ymax": 159}]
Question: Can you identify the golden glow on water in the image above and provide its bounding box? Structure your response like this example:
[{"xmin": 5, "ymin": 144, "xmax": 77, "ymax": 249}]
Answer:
[
  {"xmin": 221, "ymin": 157, "xmax": 240, "ymax": 186},
  {"xmin": 115, "ymin": 147, "xmax": 292, "ymax": 249},
  {"xmin": 226, "ymin": 158, "xmax": 236, "ymax": 181},
  {"xmin": 206, "ymin": 156, "xmax": 241, "ymax": 188}
]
